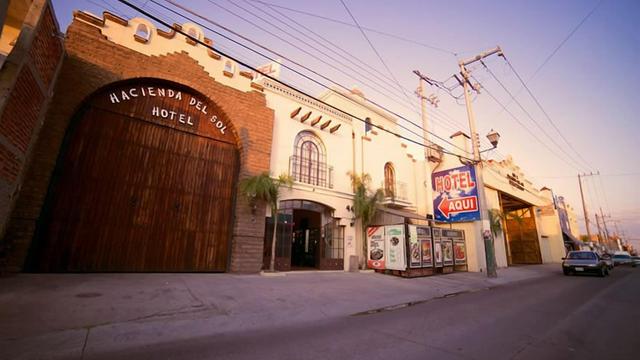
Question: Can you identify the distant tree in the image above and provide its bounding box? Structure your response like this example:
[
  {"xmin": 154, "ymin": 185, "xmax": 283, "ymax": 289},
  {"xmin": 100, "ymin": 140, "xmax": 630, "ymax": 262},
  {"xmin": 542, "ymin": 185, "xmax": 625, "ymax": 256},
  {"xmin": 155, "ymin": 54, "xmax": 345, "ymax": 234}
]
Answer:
[
  {"xmin": 349, "ymin": 172, "xmax": 384, "ymax": 269},
  {"xmin": 239, "ymin": 172, "xmax": 293, "ymax": 272}
]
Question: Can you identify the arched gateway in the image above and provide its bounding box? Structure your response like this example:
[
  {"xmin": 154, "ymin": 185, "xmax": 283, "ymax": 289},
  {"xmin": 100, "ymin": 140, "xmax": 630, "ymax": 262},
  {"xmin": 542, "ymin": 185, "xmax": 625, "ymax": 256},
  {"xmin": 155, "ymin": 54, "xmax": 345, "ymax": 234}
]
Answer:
[{"xmin": 30, "ymin": 79, "xmax": 239, "ymax": 272}]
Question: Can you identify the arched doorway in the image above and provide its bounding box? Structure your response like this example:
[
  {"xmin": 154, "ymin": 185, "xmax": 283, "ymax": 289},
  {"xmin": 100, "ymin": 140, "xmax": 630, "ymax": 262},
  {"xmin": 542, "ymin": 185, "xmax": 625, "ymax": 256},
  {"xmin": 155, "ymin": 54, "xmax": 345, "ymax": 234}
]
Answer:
[{"xmin": 29, "ymin": 79, "xmax": 239, "ymax": 272}]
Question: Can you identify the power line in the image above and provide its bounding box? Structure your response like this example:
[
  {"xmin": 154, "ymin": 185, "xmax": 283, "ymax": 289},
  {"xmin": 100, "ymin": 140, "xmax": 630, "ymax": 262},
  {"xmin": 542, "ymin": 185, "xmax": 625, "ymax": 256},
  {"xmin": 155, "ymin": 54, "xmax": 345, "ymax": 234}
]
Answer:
[
  {"xmin": 530, "ymin": 0, "xmax": 604, "ymax": 80},
  {"xmin": 338, "ymin": 0, "xmax": 414, "ymax": 109},
  {"xmin": 223, "ymin": 0, "xmax": 422, "ymax": 118},
  {"xmin": 219, "ymin": 0, "xmax": 487, "ymax": 155},
  {"xmin": 116, "ymin": 0, "xmax": 475, "ymax": 161},
  {"xmin": 247, "ymin": 0, "xmax": 458, "ymax": 56},
  {"xmin": 502, "ymin": 55, "xmax": 593, "ymax": 170},
  {"xmin": 479, "ymin": 61, "xmax": 589, "ymax": 172},
  {"xmin": 470, "ymin": 75, "xmax": 583, "ymax": 171},
  {"xmin": 491, "ymin": 0, "xmax": 603, "ymax": 124},
  {"xmin": 152, "ymin": 0, "xmax": 471, "ymax": 154}
]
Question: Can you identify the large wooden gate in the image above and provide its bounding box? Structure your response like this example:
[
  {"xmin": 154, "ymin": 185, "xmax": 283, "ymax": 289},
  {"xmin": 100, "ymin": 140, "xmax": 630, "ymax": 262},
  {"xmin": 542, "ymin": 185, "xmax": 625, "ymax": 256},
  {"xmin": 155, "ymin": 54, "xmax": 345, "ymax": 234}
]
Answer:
[
  {"xmin": 31, "ymin": 80, "xmax": 238, "ymax": 272},
  {"xmin": 505, "ymin": 208, "xmax": 542, "ymax": 264}
]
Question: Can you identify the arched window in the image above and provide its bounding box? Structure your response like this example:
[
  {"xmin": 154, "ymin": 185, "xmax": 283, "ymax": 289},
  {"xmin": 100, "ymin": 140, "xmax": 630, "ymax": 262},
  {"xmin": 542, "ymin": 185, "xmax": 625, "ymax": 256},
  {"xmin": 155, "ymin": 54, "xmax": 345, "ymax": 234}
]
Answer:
[
  {"xmin": 384, "ymin": 162, "xmax": 395, "ymax": 197},
  {"xmin": 134, "ymin": 23, "xmax": 150, "ymax": 43},
  {"xmin": 293, "ymin": 131, "xmax": 326, "ymax": 186}
]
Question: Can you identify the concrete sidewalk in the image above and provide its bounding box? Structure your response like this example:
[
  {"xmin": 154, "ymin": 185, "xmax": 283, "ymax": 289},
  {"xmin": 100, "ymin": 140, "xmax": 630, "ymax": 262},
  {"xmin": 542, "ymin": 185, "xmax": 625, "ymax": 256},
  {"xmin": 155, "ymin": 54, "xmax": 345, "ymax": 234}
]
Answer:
[{"xmin": 0, "ymin": 264, "xmax": 559, "ymax": 359}]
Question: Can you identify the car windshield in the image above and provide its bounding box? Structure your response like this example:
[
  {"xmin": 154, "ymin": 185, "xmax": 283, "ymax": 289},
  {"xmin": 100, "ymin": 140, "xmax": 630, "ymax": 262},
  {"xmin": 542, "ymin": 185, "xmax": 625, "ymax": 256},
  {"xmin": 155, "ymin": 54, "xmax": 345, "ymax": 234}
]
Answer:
[
  {"xmin": 613, "ymin": 255, "xmax": 630, "ymax": 259},
  {"xmin": 568, "ymin": 252, "xmax": 596, "ymax": 260}
]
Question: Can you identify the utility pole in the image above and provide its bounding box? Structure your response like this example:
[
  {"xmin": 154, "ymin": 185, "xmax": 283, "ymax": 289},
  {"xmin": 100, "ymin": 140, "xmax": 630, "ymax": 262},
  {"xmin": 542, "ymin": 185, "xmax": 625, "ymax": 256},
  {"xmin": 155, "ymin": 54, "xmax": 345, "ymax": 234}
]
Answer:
[
  {"xmin": 414, "ymin": 70, "xmax": 440, "ymax": 218},
  {"xmin": 457, "ymin": 47, "xmax": 502, "ymax": 278},
  {"xmin": 594, "ymin": 213, "xmax": 603, "ymax": 244},
  {"xmin": 600, "ymin": 208, "xmax": 611, "ymax": 246},
  {"xmin": 578, "ymin": 173, "xmax": 592, "ymax": 242}
]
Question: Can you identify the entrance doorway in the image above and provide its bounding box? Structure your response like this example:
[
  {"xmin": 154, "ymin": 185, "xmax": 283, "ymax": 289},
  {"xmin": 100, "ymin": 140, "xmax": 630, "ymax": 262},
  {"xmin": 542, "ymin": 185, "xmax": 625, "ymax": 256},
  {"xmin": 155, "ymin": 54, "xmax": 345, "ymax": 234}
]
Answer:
[
  {"xmin": 28, "ymin": 80, "xmax": 239, "ymax": 272},
  {"xmin": 263, "ymin": 200, "xmax": 344, "ymax": 271},
  {"xmin": 291, "ymin": 209, "xmax": 321, "ymax": 269},
  {"xmin": 500, "ymin": 193, "xmax": 542, "ymax": 265}
]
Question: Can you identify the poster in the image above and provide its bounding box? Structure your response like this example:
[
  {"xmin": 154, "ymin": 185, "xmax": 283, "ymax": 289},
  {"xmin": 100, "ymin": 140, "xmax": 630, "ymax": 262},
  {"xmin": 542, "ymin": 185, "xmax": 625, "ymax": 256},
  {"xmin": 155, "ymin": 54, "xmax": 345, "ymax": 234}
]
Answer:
[
  {"xmin": 408, "ymin": 225, "xmax": 421, "ymax": 268},
  {"xmin": 417, "ymin": 226, "xmax": 432, "ymax": 268},
  {"xmin": 432, "ymin": 165, "xmax": 481, "ymax": 223},
  {"xmin": 385, "ymin": 225, "xmax": 407, "ymax": 271},
  {"xmin": 442, "ymin": 240, "xmax": 454, "ymax": 266},
  {"xmin": 454, "ymin": 241, "xmax": 467, "ymax": 265},
  {"xmin": 366, "ymin": 226, "xmax": 385, "ymax": 269},
  {"xmin": 434, "ymin": 240, "xmax": 443, "ymax": 267}
]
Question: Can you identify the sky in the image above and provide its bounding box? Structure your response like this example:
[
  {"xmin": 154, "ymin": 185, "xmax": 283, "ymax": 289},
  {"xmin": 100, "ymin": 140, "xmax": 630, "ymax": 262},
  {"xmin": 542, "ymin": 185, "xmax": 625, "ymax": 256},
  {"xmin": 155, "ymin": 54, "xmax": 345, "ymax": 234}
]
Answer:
[{"xmin": 50, "ymin": 0, "xmax": 640, "ymax": 249}]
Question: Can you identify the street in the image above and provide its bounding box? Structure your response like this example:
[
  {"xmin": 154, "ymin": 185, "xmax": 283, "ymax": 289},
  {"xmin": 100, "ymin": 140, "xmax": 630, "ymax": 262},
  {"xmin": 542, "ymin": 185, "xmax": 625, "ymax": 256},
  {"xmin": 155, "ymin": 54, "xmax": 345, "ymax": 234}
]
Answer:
[{"xmin": 87, "ymin": 267, "xmax": 639, "ymax": 360}]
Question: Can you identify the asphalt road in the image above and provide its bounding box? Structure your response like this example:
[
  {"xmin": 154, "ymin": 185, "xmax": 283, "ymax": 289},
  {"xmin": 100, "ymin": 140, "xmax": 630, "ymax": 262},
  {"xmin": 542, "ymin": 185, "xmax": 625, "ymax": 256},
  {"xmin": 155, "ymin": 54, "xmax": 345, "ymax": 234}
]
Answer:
[{"xmin": 89, "ymin": 266, "xmax": 639, "ymax": 360}]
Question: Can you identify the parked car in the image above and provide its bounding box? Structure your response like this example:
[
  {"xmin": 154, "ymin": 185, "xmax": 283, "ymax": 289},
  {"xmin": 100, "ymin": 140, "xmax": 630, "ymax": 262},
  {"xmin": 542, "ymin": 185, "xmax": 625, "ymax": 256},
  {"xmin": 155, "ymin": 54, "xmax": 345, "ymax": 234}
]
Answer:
[
  {"xmin": 598, "ymin": 253, "xmax": 614, "ymax": 270},
  {"xmin": 633, "ymin": 256, "xmax": 640, "ymax": 266},
  {"xmin": 562, "ymin": 251, "xmax": 609, "ymax": 276},
  {"xmin": 613, "ymin": 252, "xmax": 637, "ymax": 267}
]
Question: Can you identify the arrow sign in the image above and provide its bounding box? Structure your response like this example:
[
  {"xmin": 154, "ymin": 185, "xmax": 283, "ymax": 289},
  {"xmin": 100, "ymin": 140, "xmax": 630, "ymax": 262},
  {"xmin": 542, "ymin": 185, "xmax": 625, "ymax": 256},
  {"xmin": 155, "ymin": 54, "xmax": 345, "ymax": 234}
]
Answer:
[{"xmin": 438, "ymin": 196, "xmax": 478, "ymax": 219}]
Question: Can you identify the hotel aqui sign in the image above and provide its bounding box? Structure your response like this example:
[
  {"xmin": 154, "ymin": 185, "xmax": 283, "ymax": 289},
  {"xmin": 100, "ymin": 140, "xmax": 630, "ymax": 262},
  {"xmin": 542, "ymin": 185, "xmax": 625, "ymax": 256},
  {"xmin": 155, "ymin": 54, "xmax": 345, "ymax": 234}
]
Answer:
[{"xmin": 432, "ymin": 165, "xmax": 481, "ymax": 223}]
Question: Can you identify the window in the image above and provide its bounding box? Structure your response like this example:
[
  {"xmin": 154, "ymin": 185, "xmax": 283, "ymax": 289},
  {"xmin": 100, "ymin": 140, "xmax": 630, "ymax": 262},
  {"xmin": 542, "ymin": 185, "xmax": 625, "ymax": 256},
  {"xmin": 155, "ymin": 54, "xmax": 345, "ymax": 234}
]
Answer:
[
  {"xmin": 291, "ymin": 131, "xmax": 328, "ymax": 187},
  {"xmin": 364, "ymin": 117, "xmax": 372, "ymax": 133},
  {"xmin": 134, "ymin": 23, "xmax": 150, "ymax": 42},
  {"xmin": 323, "ymin": 220, "xmax": 344, "ymax": 260},
  {"xmin": 384, "ymin": 162, "xmax": 395, "ymax": 197},
  {"xmin": 224, "ymin": 60, "xmax": 235, "ymax": 74}
]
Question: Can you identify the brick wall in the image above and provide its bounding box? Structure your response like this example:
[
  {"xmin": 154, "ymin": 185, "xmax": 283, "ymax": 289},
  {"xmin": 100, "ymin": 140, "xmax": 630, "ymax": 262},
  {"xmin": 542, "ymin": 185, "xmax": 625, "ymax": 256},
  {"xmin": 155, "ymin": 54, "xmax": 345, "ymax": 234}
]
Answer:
[
  {"xmin": 0, "ymin": 0, "xmax": 63, "ymax": 270},
  {"xmin": 3, "ymin": 18, "xmax": 274, "ymax": 273}
]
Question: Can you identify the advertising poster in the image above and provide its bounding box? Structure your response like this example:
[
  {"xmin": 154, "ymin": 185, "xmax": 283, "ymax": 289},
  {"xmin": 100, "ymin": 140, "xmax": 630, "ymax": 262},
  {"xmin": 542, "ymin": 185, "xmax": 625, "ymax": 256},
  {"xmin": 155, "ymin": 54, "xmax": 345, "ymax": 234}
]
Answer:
[
  {"xmin": 385, "ymin": 225, "xmax": 407, "ymax": 271},
  {"xmin": 432, "ymin": 165, "xmax": 481, "ymax": 223},
  {"xmin": 454, "ymin": 241, "xmax": 467, "ymax": 265},
  {"xmin": 417, "ymin": 226, "xmax": 432, "ymax": 268},
  {"xmin": 442, "ymin": 240, "xmax": 454, "ymax": 266},
  {"xmin": 407, "ymin": 225, "xmax": 421, "ymax": 268},
  {"xmin": 366, "ymin": 226, "xmax": 385, "ymax": 269},
  {"xmin": 434, "ymin": 240, "xmax": 443, "ymax": 267}
]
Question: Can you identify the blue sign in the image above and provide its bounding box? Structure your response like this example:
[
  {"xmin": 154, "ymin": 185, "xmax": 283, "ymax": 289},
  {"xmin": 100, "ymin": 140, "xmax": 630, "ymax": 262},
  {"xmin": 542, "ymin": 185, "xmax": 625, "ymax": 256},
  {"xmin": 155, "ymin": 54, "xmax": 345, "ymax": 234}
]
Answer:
[{"xmin": 432, "ymin": 165, "xmax": 481, "ymax": 223}]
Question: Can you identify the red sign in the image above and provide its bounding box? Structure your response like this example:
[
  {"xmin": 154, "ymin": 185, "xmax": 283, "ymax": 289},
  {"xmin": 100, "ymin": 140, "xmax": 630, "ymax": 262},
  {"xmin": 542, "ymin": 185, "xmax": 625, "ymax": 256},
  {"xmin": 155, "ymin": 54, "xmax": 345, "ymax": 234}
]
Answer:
[{"xmin": 437, "ymin": 196, "xmax": 478, "ymax": 219}]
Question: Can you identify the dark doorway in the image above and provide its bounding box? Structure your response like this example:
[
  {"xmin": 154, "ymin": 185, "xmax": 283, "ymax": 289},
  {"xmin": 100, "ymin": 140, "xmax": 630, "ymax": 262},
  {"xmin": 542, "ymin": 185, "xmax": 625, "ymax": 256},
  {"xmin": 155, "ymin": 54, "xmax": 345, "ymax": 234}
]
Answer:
[{"xmin": 291, "ymin": 209, "xmax": 321, "ymax": 269}]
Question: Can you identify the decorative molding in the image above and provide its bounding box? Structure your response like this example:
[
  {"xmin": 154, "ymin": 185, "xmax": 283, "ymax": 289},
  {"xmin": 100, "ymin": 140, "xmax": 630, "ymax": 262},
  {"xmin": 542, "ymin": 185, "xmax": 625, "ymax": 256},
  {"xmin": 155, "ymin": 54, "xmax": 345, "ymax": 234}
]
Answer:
[
  {"xmin": 103, "ymin": 12, "xmax": 128, "ymax": 26},
  {"xmin": 239, "ymin": 71, "xmax": 253, "ymax": 80},
  {"xmin": 157, "ymin": 23, "xmax": 182, "ymax": 39},
  {"xmin": 320, "ymin": 120, "xmax": 332, "ymax": 130},
  {"xmin": 330, "ymin": 124, "xmax": 341, "ymax": 133},
  {"xmin": 223, "ymin": 70, "xmax": 233, "ymax": 78},
  {"xmin": 362, "ymin": 136, "xmax": 372, "ymax": 142},
  {"xmin": 133, "ymin": 34, "xmax": 148, "ymax": 44},
  {"xmin": 301, "ymin": 112, "xmax": 312, "ymax": 122},
  {"xmin": 261, "ymin": 78, "xmax": 352, "ymax": 122},
  {"xmin": 290, "ymin": 107, "xmax": 302, "ymax": 118},
  {"xmin": 250, "ymin": 82, "xmax": 264, "ymax": 91},
  {"xmin": 311, "ymin": 116, "xmax": 321, "ymax": 126}
]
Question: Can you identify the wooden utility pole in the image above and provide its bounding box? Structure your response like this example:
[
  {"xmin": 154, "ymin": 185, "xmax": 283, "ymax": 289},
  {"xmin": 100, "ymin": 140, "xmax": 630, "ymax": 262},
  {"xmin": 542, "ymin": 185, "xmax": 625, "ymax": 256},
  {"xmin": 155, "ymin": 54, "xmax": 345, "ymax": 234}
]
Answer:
[
  {"xmin": 578, "ymin": 173, "xmax": 592, "ymax": 241},
  {"xmin": 458, "ymin": 47, "xmax": 502, "ymax": 278}
]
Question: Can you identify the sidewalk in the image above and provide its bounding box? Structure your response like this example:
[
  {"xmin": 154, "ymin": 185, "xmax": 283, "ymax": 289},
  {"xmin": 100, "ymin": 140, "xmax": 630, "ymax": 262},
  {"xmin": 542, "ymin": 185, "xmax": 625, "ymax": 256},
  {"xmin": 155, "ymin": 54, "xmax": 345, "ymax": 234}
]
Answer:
[{"xmin": 0, "ymin": 264, "xmax": 558, "ymax": 359}]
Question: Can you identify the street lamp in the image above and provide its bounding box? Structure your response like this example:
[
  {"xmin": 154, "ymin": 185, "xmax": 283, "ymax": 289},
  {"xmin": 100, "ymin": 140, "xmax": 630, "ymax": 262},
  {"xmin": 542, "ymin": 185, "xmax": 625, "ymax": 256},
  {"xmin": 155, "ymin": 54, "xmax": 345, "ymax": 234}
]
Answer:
[
  {"xmin": 480, "ymin": 129, "xmax": 501, "ymax": 154},
  {"xmin": 486, "ymin": 129, "xmax": 500, "ymax": 148}
]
